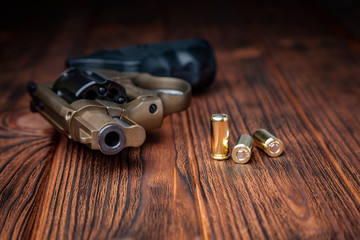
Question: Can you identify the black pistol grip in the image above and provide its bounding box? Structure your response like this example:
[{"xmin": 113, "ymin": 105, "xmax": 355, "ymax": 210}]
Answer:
[{"xmin": 66, "ymin": 39, "xmax": 216, "ymax": 92}]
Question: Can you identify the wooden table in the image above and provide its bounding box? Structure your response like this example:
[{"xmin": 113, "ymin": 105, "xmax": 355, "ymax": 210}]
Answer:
[{"xmin": 1, "ymin": 0, "xmax": 359, "ymax": 239}]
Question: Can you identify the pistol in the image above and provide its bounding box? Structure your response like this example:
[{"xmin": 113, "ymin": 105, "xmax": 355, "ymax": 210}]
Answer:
[{"xmin": 28, "ymin": 68, "xmax": 191, "ymax": 155}]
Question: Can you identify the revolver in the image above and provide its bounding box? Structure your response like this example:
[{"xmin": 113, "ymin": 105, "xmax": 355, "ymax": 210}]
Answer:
[{"xmin": 28, "ymin": 68, "xmax": 191, "ymax": 155}]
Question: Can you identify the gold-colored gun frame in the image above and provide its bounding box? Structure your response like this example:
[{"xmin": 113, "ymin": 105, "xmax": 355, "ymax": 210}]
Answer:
[{"xmin": 31, "ymin": 69, "xmax": 191, "ymax": 155}]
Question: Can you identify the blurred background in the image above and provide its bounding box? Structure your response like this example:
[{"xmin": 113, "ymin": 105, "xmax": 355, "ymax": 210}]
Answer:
[
  {"xmin": 1, "ymin": 0, "xmax": 360, "ymax": 41},
  {"xmin": 1, "ymin": 0, "xmax": 360, "ymax": 92}
]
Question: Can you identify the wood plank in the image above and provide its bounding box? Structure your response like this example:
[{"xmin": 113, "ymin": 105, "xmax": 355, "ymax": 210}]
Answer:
[
  {"xmin": 0, "ymin": 3, "xmax": 97, "ymax": 239},
  {"xmin": 239, "ymin": 1, "xmax": 360, "ymax": 190},
  {"xmin": 0, "ymin": 0, "xmax": 359, "ymax": 239},
  {"xmin": 0, "ymin": 110, "xmax": 55, "ymax": 239},
  {"xmin": 30, "ymin": 2, "xmax": 203, "ymax": 239},
  {"xmin": 165, "ymin": 0, "xmax": 360, "ymax": 238},
  {"xmin": 0, "ymin": 12, "xmax": 63, "ymax": 239}
]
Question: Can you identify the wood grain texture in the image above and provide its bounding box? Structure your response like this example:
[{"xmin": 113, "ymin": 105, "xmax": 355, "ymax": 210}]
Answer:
[
  {"xmin": 28, "ymin": 1, "xmax": 202, "ymax": 239},
  {"xmin": 0, "ymin": 0, "xmax": 359, "ymax": 239}
]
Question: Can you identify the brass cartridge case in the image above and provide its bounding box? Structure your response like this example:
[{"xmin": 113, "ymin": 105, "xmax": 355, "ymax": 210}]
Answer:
[
  {"xmin": 253, "ymin": 129, "xmax": 284, "ymax": 157},
  {"xmin": 232, "ymin": 134, "xmax": 254, "ymax": 164},
  {"xmin": 211, "ymin": 113, "xmax": 230, "ymax": 160}
]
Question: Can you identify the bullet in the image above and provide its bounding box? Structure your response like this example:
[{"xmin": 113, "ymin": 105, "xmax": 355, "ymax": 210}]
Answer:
[
  {"xmin": 232, "ymin": 134, "xmax": 254, "ymax": 164},
  {"xmin": 211, "ymin": 113, "xmax": 230, "ymax": 160},
  {"xmin": 253, "ymin": 129, "xmax": 284, "ymax": 157}
]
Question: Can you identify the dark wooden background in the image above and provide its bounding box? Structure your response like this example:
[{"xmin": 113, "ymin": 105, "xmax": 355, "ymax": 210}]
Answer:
[{"xmin": 1, "ymin": 0, "xmax": 359, "ymax": 239}]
